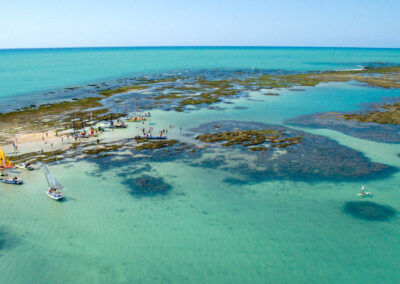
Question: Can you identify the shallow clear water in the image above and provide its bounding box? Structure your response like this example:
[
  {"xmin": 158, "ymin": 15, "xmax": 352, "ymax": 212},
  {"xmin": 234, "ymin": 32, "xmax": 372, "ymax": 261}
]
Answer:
[
  {"xmin": 2, "ymin": 156, "xmax": 400, "ymax": 283},
  {"xmin": 1, "ymin": 48, "xmax": 400, "ymax": 283}
]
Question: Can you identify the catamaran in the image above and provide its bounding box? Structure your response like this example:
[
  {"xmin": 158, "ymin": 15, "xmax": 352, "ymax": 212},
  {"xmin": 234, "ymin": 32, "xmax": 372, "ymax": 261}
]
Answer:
[
  {"xmin": 126, "ymin": 115, "xmax": 146, "ymax": 122},
  {"xmin": 0, "ymin": 148, "xmax": 20, "ymax": 184},
  {"xmin": 115, "ymin": 118, "xmax": 128, "ymax": 128},
  {"xmin": 72, "ymin": 115, "xmax": 90, "ymax": 138},
  {"xmin": 125, "ymin": 103, "xmax": 150, "ymax": 122},
  {"xmin": 43, "ymin": 164, "xmax": 64, "ymax": 200}
]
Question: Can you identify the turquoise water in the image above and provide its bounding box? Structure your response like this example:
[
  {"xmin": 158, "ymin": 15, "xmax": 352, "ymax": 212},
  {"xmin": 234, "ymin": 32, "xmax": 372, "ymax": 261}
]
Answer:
[
  {"xmin": 1, "ymin": 48, "xmax": 400, "ymax": 283},
  {"xmin": 1, "ymin": 47, "xmax": 400, "ymax": 101}
]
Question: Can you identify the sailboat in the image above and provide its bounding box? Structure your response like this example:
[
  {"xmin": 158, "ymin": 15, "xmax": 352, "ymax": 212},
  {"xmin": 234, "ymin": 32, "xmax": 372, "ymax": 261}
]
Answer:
[
  {"xmin": 0, "ymin": 149, "xmax": 23, "ymax": 184},
  {"xmin": 72, "ymin": 115, "xmax": 89, "ymax": 138},
  {"xmin": 43, "ymin": 164, "xmax": 64, "ymax": 200},
  {"xmin": 357, "ymin": 185, "xmax": 371, "ymax": 197},
  {"xmin": 126, "ymin": 116, "xmax": 146, "ymax": 122},
  {"xmin": 115, "ymin": 116, "xmax": 128, "ymax": 128},
  {"xmin": 0, "ymin": 147, "xmax": 14, "ymax": 169},
  {"xmin": 126, "ymin": 103, "xmax": 147, "ymax": 122}
]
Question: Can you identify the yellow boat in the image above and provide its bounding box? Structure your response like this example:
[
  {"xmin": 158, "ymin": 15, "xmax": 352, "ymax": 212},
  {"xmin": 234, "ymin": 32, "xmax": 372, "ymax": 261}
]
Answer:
[{"xmin": 0, "ymin": 147, "xmax": 13, "ymax": 169}]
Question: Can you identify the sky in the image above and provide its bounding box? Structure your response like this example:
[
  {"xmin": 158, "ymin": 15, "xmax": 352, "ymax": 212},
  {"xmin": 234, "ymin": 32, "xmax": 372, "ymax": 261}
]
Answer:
[{"xmin": 0, "ymin": 0, "xmax": 399, "ymax": 49}]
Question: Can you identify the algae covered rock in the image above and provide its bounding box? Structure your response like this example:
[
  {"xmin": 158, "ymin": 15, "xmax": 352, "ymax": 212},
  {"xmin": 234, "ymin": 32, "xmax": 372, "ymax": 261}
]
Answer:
[
  {"xmin": 125, "ymin": 175, "xmax": 172, "ymax": 196},
  {"xmin": 344, "ymin": 201, "xmax": 397, "ymax": 221},
  {"xmin": 191, "ymin": 120, "xmax": 397, "ymax": 182}
]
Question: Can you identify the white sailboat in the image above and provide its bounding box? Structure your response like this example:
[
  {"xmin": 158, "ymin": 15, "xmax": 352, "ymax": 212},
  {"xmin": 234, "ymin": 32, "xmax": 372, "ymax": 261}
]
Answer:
[
  {"xmin": 16, "ymin": 162, "xmax": 34, "ymax": 171},
  {"xmin": 43, "ymin": 164, "xmax": 64, "ymax": 200},
  {"xmin": 357, "ymin": 185, "xmax": 371, "ymax": 197}
]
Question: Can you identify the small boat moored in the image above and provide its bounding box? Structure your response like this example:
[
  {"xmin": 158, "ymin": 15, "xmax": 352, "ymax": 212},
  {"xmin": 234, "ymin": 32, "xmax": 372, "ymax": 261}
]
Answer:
[
  {"xmin": 115, "ymin": 119, "xmax": 128, "ymax": 128},
  {"xmin": 0, "ymin": 177, "xmax": 23, "ymax": 185},
  {"xmin": 136, "ymin": 112, "xmax": 151, "ymax": 117},
  {"xmin": 74, "ymin": 132, "xmax": 90, "ymax": 139},
  {"xmin": 134, "ymin": 135, "xmax": 167, "ymax": 140},
  {"xmin": 126, "ymin": 116, "xmax": 146, "ymax": 122},
  {"xmin": 16, "ymin": 162, "xmax": 34, "ymax": 171}
]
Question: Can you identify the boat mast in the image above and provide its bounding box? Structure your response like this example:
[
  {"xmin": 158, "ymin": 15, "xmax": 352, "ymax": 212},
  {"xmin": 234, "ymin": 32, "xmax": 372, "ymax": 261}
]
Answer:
[
  {"xmin": 72, "ymin": 115, "xmax": 76, "ymax": 135},
  {"xmin": 14, "ymin": 137, "xmax": 19, "ymax": 165}
]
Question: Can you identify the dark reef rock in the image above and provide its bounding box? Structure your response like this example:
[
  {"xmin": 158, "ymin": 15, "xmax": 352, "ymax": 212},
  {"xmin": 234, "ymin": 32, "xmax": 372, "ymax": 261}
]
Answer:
[
  {"xmin": 344, "ymin": 201, "xmax": 397, "ymax": 221},
  {"xmin": 0, "ymin": 226, "xmax": 17, "ymax": 251},
  {"xmin": 195, "ymin": 128, "xmax": 301, "ymax": 150},
  {"xmin": 123, "ymin": 175, "xmax": 172, "ymax": 197},
  {"xmin": 191, "ymin": 120, "xmax": 397, "ymax": 183},
  {"xmin": 191, "ymin": 155, "xmax": 226, "ymax": 168},
  {"xmin": 223, "ymin": 177, "xmax": 250, "ymax": 186},
  {"xmin": 233, "ymin": 106, "xmax": 248, "ymax": 110},
  {"xmin": 81, "ymin": 117, "xmax": 398, "ymax": 189},
  {"xmin": 285, "ymin": 113, "xmax": 400, "ymax": 143},
  {"xmin": 134, "ymin": 139, "xmax": 179, "ymax": 150}
]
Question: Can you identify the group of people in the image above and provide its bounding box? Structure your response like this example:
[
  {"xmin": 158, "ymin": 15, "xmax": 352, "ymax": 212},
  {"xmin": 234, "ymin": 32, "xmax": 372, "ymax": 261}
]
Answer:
[
  {"xmin": 141, "ymin": 126, "xmax": 154, "ymax": 137},
  {"xmin": 74, "ymin": 127, "xmax": 98, "ymax": 140},
  {"xmin": 139, "ymin": 124, "xmax": 175, "ymax": 138}
]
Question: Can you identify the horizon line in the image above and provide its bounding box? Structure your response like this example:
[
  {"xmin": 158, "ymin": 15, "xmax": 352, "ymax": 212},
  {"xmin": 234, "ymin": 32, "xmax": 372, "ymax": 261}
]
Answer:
[{"xmin": 1, "ymin": 45, "xmax": 400, "ymax": 51}]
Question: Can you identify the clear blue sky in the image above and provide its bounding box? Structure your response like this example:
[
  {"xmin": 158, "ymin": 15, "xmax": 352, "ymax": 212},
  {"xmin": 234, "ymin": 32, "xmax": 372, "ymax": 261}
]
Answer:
[{"xmin": 1, "ymin": 0, "xmax": 399, "ymax": 48}]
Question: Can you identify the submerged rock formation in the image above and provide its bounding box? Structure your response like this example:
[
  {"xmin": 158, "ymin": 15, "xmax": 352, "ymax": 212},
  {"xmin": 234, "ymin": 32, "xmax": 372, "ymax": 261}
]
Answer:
[
  {"xmin": 344, "ymin": 201, "xmax": 397, "ymax": 221},
  {"xmin": 123, "ymin": 175, "xmax": 172, "ymax": 197},
  {"xmin": 285, "ymin": 110, "xmax": 400, "ymax": 143},
  {"xmin": 191, "ymin": 121, "xmax": 397, "ymax": 183}
]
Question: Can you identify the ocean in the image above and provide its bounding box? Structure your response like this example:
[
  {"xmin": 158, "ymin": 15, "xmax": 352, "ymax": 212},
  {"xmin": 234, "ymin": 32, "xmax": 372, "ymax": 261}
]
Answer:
[{"xmin": 1, "ymin": 47, "xmax": 400, "ymax": 283}]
